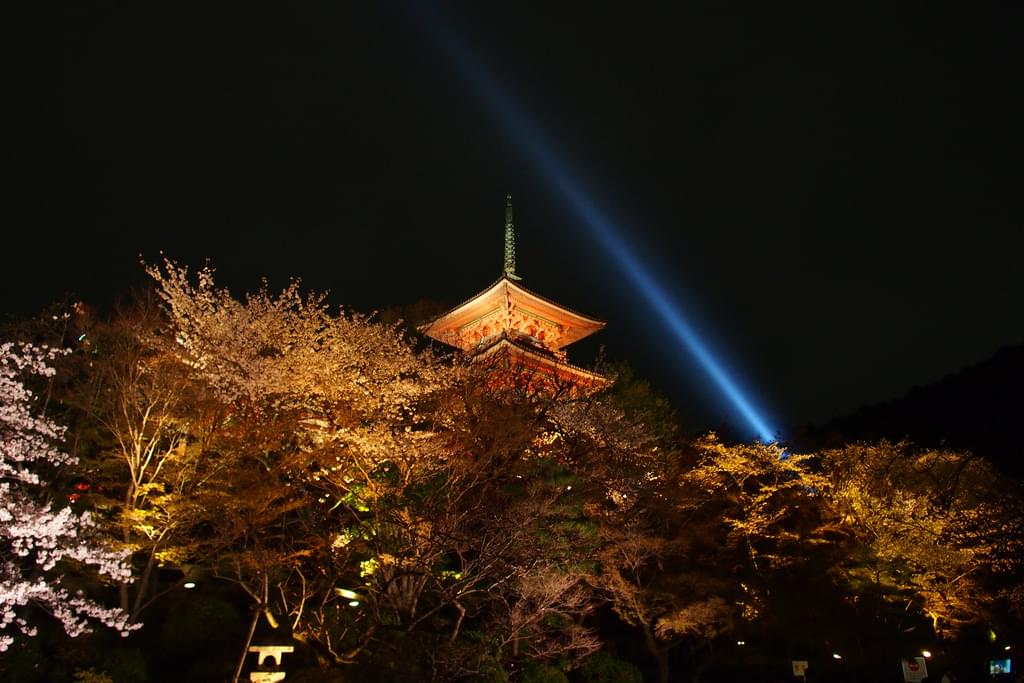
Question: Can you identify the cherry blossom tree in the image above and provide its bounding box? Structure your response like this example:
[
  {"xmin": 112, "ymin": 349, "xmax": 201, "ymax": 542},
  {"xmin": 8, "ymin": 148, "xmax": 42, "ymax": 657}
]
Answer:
[
  {"xmin": 0, "ymin": 342, "xmax": 135, "ymax": 652},
  {"xmin": 141, "ymin": 257, "xmax": 463, "ymax": 672}
]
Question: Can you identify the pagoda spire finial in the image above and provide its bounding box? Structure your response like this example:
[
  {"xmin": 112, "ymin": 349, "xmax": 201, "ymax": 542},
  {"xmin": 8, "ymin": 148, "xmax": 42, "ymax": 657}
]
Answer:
[{"xmin": 503, "ymin": 194, "xmax": 522, "ymax": 280}]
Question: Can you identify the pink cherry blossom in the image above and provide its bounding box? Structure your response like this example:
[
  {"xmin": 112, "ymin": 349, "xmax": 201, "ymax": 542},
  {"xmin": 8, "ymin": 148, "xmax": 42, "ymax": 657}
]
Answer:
[{"xmin": 0, "ymin": 343, "xmax": 137, "ymax": 651}]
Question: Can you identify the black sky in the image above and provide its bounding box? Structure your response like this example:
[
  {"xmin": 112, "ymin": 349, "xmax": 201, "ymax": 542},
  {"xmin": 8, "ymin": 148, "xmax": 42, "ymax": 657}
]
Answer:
[{"xmin": 3, "ymin": 3, "xmax": 1022, "ymax": 435}]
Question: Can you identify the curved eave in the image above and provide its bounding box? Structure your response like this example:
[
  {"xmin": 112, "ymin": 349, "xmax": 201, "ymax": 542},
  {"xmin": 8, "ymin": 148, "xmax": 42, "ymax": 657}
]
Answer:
[
  {"xmin": 419, "ymin": 276, "xmax": 605, "ymax": 350},
  {"xmin": 418, "ymin": 277, "xmax": 507, "ymax": 335},
  {"xmin": 474, "ymin": 336, "xmax": 610, "ymax": 387}
]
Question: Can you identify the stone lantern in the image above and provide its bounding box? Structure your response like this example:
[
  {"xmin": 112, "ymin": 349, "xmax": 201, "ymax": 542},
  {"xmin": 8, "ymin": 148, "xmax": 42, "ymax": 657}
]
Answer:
[{"xmin": 247, "ymin": 644, "xmax": 294, "ymax": 682}]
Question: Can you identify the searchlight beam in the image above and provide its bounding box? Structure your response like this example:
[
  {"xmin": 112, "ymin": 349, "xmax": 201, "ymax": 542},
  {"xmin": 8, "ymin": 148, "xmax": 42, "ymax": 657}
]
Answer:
[{"xmin": 413, "ymin": 9, "xmax": 777, "ymax": 442}]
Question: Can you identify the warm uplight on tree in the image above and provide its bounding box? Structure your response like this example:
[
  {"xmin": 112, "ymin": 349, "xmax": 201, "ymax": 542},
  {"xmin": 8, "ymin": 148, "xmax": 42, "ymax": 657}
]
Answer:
[{"xmin": 10, "ymin": 255, "xmax": 1019, "ymax": 682}]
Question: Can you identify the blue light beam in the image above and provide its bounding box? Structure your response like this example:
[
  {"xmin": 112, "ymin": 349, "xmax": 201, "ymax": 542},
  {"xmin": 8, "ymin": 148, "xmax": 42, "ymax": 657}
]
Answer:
[{"xmin": 412, "ymin": 8, "xmax": 777, "ymax": 443}]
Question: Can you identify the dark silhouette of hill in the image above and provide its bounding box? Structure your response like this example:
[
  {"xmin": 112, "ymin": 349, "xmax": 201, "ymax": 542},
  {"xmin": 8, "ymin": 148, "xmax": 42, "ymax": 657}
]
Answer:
[{"xmin": 802, "ymin": 342, "xmax": 1024, "ymax": 478}]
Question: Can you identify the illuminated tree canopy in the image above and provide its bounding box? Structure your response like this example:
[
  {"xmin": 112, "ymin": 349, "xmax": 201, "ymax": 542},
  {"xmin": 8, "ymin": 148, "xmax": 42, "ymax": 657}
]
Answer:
[{"xmin": 0, "ymin": 261, "xmax": 1021, "ymax": 682}]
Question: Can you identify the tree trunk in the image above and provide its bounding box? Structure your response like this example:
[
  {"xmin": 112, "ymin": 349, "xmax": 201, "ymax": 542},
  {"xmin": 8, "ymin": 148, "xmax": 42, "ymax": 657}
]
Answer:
[
  {"xmin": 233, "ymin": 575, "xmax": 267, "ymax": 683},
  {"xmin": 130, "ymin": 546, "xmax": 159, "ymax": 620},
  {"xmin": 120, "ymin": 485, "xmax": 136, "ymax": 614},
  {"xmin": 450, "ymin": 602, "xmax": 466, "ymax": 643},
  {"xmin": 233, "ymin": 603, "xmax": 261, "ymax": 683},
  {"xmin": 641, "ymin": 623, "xmax": 670, "ymax": 683}
]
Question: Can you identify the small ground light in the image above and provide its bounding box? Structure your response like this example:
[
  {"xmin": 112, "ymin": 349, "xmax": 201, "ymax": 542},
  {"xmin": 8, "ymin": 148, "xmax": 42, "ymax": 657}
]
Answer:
[
  {"xmin": 1006, "ymin": 646, "xmax": 1012, "ymax": 651},
  {"xmin": 832, "ymin": 653, "xmax": 842, "ymax": 660},
  {"xmin": 348, "ymin": 600, "xmax": 360, "ymax": 607},
  {"xmin": 183, "ymin": 582, "xmax": 196, "ymax": 589},
  {"xmin": 922, "ymin": 650, "xmax": 932, "ymax": 658}
]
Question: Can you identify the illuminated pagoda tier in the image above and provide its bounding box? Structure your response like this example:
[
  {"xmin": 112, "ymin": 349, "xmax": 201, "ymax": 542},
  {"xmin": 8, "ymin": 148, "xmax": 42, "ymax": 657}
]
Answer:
[{"xmin": 421, "ymin": 195, "xmax": 609, "ymax": 397}]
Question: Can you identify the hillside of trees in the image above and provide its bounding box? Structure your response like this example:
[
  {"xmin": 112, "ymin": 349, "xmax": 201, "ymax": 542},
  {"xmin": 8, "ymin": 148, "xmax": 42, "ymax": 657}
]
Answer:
[
  {"xmin": 808, "ymin": 343, "xmax": 1024, "ymax": 479},
  {"xmin": 2, "ymin": 259, "xmax": 1022, "ymax": 683}
]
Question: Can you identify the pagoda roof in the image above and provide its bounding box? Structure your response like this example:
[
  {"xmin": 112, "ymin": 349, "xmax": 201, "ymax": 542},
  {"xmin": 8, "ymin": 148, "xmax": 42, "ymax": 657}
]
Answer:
[
  {"xmin": 473, "ymin": 332, "xmax": 610, "ymax": 392},
  {"xmin": 419, "ymin": 276, "xmax": 605, "ymax": 352}
]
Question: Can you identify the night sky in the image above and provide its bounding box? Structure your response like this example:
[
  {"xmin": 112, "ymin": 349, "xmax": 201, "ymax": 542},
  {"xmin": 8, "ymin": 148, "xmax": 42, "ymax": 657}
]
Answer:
[{"xmin": 3, "ymin": 4, "xmax": 1022, "ymax": 436}]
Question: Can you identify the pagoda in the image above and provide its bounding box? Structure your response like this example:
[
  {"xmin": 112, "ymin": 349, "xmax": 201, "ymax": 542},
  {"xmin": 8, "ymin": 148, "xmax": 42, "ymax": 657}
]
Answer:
[{"xmin": 420, "ymin": 196, "xmax": 609, "ymax": 397}]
